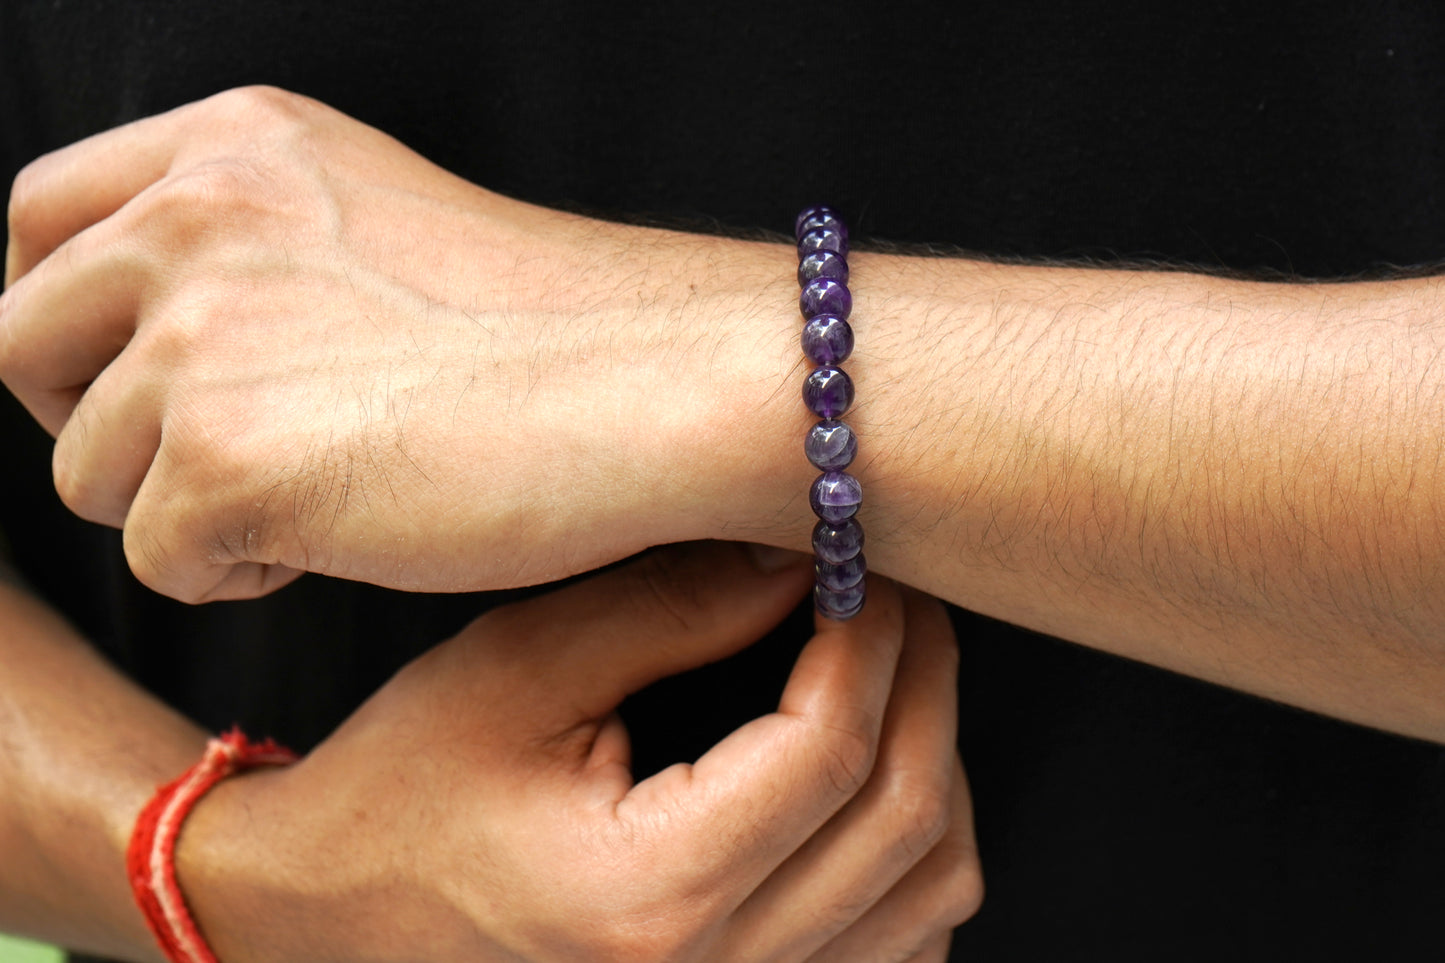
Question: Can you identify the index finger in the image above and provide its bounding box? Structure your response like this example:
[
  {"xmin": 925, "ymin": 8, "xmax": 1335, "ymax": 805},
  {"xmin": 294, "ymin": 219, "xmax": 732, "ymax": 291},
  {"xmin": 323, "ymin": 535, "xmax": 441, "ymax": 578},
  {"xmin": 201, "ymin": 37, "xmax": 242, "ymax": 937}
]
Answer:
[
  {"xmin": 619, "ymin": 574, "xmax": 907, "ymax": 899},
  {"xmin": 3, "ymin": 86, "xmax": 305, "ymax": 288},
  {"xmin": 5, "ymin": 106, "xmax": 187, "ymax": 288}
]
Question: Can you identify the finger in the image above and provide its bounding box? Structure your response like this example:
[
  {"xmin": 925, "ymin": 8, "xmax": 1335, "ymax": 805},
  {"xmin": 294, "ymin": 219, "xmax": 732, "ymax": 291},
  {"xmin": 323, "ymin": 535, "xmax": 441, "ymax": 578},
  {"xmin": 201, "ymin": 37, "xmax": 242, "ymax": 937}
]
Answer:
[
  {"xmin": 473, "ymin": 541, "xmax": 814, "ymax": 718},
  {"xmin": 0, "ymin": 217, "xmax": 149, "ymax": 434},
  {"xmin": 806, "ymin": 760, "xmax": 983, "ymax": 963},
  {"xmin": 51, "ymin": 348, "xmax": 165, "ymax": 527},
  {"xmin": 620, "ymin": 574, "xmax": 907, "ymax": 902},
  {"xmin": 120, "ymin": 506, "xmax": 306, "ymax": 604},
  {"xmin": 6, "ymin": 86, "xmax": 329, "ymax": 289},
  {"xmin": 585, "ymin": 711, "xmax": 633, "ymax": 777},
  {"xmin": 117, "ymin": 418, "xmax": 307, "ymax": 604},
  {"xmin": 5, "ymin": 99, "xmax": 196, "ymax": 287},
  {"xmin": 723, "ymin": 589, "xmax": 961, "ymax": 961},
  {"xmin": 119, "ymin": 393, "xmax": 349, "ymax": 605},
  {"xmin": 193, "ymin": 563, "xmax": 306, "ymax": 602}
]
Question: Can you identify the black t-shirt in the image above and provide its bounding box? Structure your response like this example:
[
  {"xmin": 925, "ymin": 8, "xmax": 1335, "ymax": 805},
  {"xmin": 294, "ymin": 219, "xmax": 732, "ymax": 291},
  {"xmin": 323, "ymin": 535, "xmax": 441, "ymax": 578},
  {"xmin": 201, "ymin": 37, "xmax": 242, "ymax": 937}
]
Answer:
[{"xmin": 3, "ymin": 2, "xmax": 1444, "ymax": 960}]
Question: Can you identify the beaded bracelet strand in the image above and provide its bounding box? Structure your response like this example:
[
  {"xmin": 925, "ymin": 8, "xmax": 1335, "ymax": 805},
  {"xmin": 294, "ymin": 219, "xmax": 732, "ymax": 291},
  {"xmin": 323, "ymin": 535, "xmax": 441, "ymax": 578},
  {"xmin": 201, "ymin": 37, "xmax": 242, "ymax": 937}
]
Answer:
[{"xmin": 796, "ymin": 205, "xmax": 866, "ymax": 620}]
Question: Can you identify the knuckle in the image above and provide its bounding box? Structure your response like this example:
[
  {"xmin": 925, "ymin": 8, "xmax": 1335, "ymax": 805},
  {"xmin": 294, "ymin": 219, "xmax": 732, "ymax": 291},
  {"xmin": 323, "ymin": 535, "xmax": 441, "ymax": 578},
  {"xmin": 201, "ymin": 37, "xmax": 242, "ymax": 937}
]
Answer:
[
  {"xmin": 917, "ymin": 815, "xmax": 986, "ymax": 930},
  {"xmin": 202, "ymin": 86, "xmax": 324, "ymax": 160},
  {"xmin": 166, "ymin": 425, "xmax": 318, "ymax": 573},
  {"xmin": 145, "ymin": 161, "xmax": 269, "ymax": 245},
  {"xmin": 140, "ymin": 291, "xmax": 217, "ymax": 365},
  {"xmin": 210, "ymin": 502, "xmax": 269, "ymax": 565},
  {"xmin": 934, "ymin": 855, "xmax": 986, "ymax": 928},
  {"xmin": 50, "ymin": 403, "xmax": 128, "ymax": 526},
  {"xmin": 122, "ymin": 499, "xmax": 267, "ymax": 606},
  {"xmin": 812, "ymin": 709, "xmax": 879, "ymax": 797},
  {"xmin": 215, "ymin": 84, "xmax": 312, "ymax": 124},
  {"xmin": 122, "ymin": 164, "xmax": 261, "ymax": 267},
  {"xmin": 119, "ymin": 442, "xmax": 267, "ymax": 604},
  {"xmin": 121, "ymin": 514, "xmax": 195, "ymax": 601},
  {"xmin": 883, "ymin": 768, "xmax": 953, "ymax": 858},
  {"xmin": 51, "ymin": 430, "xmax": 94, "ymax": 517},
  {"xmin": 810, "ymin": 887, "xmax": 878, "ymax": 940},
  {"xmin": 168, "ymin": 450, "xmax": 254, "ymax": 556}
]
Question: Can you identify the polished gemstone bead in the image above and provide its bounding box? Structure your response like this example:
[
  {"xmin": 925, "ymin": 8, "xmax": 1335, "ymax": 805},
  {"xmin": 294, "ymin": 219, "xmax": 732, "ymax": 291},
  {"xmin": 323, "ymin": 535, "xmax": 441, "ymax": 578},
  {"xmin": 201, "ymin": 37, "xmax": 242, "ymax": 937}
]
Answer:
[
  {"xmin": 816, "ymin": 552, "xmax": 867, "ymax": 591},
  {"xmin": 794, "ymin": 204, "xmax": 830, "ymax": 236},
  {"xmin": 809, "ymin": 470, "xmax": 862, "ymax": 523},
  {"xmin": 798, "ymin": 249, "xmax": 849, "ymax": 286},
  {"xmin": 815, "ymin": 580, "xmax": 866, "ymax": 620},
  {"xmin": 812, "ymin": 517, "xmax": 864, "ymax": 563},
  {"xmin": 801, "ymin": 314, "xmax": 854, "ymax": 365},
  {"xmin": 802, "ymin": 366, "xmax": 854, "ymax": 418},
  {"xmin": 805, "ymin": 419, "xmax": 857, "ymax": 470},
  {"xmin": 797, "ymin": 207, "xmax": 863, "ymax": 617},
  {"xmin": 798, "ymin": 226, "xmax": 848, "ymax": 259},
  {"xmin": 795, "ymin": 205, "xmax": 848, "ymax": 243},
  {"xmin": 800, "ymin": 277, "xmax": 851, "ymax": 319}
]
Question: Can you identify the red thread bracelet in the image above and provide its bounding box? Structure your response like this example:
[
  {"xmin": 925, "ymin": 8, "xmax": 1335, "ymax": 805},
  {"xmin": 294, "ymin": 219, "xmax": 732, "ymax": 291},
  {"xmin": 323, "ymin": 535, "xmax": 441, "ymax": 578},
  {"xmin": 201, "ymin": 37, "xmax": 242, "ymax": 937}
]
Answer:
[{"xmin": 127, "ymin": 727, "xmax": 297, "ymax": 963}]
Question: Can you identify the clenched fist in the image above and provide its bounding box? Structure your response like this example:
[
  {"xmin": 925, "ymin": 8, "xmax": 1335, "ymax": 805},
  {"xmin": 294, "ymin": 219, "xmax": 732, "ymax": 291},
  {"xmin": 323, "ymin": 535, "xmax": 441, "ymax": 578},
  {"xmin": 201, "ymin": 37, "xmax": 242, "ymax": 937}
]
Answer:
[{"xmin": 1, "ymin": 86, "xmax": 808, "ymax": 601}]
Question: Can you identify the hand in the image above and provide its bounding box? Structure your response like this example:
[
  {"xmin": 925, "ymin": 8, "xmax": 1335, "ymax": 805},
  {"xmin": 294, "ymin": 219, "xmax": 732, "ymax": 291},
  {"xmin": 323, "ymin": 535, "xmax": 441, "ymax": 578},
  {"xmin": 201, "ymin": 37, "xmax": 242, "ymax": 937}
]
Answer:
[
  {"xmin": 1, "ymin": 86, "xmax": 805, "ymax": 602},
  {"xmin": 174, "ymin": 542, "xmax": 981, "ymax": 962}
]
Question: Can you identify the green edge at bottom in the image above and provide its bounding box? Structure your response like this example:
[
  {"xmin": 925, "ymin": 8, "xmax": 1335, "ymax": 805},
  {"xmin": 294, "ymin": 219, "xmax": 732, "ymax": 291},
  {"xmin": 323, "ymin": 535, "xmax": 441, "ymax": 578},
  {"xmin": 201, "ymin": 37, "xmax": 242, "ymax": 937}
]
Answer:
[{"xmin": 0, "ymin": 934, "xmax": 64, "ymax": 963}]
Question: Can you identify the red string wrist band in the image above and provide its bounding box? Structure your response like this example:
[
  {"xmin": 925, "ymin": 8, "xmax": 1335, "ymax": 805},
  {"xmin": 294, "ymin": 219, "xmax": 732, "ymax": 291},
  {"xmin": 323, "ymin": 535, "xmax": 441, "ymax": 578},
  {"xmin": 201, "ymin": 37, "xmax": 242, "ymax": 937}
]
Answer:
[{"xmin": 127, "ymin": 727, "xmax": 297, "ymax": 963}]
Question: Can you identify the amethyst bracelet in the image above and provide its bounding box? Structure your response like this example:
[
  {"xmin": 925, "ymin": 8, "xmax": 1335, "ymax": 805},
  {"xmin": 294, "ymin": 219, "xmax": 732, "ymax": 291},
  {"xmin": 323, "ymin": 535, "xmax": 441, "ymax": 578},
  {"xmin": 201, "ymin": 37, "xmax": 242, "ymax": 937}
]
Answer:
[{"xmin": 796, "ymin": 205, "xmax": 865, "ymax": 620}]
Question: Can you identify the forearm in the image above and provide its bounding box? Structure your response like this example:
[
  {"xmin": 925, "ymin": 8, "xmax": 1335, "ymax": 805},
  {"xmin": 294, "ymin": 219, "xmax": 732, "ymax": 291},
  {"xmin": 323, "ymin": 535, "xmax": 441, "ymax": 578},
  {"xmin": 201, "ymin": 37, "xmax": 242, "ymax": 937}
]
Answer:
[
  {"xmin": 0, "ymin": 569, "xmax": 206, "ymax": 958},
  {"xmin": 9, "ymin": 83, "xmax": 1440, "ymax": 739},
  {"xmin": 720, "ymin": 247, "xmax": 1445, "ymax": 739}
]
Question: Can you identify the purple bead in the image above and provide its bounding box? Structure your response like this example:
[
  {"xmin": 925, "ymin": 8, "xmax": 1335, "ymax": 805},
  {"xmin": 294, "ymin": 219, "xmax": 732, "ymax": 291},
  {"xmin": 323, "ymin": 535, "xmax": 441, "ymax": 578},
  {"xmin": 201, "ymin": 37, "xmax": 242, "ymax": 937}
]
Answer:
[
  {"xmin": 815, "ymin": 580, "xmax": 866, "ymax": 620},
  {"xmin": 798, "ymin": 210, "xmax": 848, "ymax": 243},
  {"xmin": 798, "ymin": 249, "xmax": 849, "ymax": 286},
  {"xmin": 800, "ymin": 277, "xmax": 851, "ymax": 320},
  {"xmin": 798, "ymin": 226, "xmax": 848, "ymax": 259},
  {"xmin": 795, "ymin": 205, "xmax": 847, "ymax": 242},
  {"xmin": 816, "ymin": 552, "xmax": 867, "ymax": 591},
  {"xmin": 813, "ymin": 517, "xmax": 864, "ymax": 563},
  {"xmin": 809, "ymin": 470, "xmax": 862, "ymax": 523},
  {"xmin": 794, "ymin": 204, "xmax": 831, "ymax": 236},
  {"xmin": 805, "ymin": 419, "xmax": 857, "ymax": 471},
  {"xmin": 801, "ymin": 315, "xmax": 854, "ymax": 365},
  {"xmin": 803, "ymin": 366, "xmax": 854, "ymax": 418}
]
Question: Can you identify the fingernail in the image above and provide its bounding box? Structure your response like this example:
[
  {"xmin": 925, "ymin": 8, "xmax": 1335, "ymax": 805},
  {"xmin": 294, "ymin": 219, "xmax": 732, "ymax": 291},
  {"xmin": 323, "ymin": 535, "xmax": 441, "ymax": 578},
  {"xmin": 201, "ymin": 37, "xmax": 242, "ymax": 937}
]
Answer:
[{"xmin": 747, "ymin": 543, "xmax": 805, "ymax": 573}]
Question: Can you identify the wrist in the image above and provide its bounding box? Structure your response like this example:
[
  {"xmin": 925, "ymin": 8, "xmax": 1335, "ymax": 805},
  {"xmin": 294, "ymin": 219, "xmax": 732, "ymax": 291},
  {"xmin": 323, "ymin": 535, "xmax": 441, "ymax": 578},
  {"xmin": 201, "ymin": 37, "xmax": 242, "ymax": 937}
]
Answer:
[
  {"xmin": 662, "ymin": 232, "xmax": 817, "ymax": 550},
  {"xmin": 175, "ymin": 759, "xmax": 465, "ymax": 963},
  {"xmin": 500, "ymin": 210, "xmax": 814, "ymax": 555},
  {"xmin": 649, "ymin": 232, "xmax": 951, "ymax": 560},
  {"xmin": 127, "ymin": 734, "xmax": 298, "ymax": 963},
  {"xmin": 172, "ymin": 766, "xmax": 326, "ymax": 963},
  {"xmin": 691, "ymin": 240, "xmax": 983, "ymax": 562},
  {"xmin": 409, "ymin": 201, "xmax": 813, "ymax": 585}
]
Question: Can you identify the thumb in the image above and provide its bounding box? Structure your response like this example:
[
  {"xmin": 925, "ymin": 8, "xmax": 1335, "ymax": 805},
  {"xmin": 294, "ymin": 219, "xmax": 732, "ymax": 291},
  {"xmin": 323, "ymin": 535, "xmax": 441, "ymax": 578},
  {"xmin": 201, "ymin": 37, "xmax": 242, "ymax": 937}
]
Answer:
[{"xmin": 478, "ymin": 541, "xmax": 812, "ymax": 719}]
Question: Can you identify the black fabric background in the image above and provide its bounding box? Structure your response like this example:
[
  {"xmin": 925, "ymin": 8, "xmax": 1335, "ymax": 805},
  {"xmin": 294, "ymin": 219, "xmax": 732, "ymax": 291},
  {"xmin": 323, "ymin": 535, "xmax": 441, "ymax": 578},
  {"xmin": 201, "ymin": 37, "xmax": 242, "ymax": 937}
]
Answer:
[{"xmin": 2, "ymin": 2, "xmax": 1444, "ymax": 960}]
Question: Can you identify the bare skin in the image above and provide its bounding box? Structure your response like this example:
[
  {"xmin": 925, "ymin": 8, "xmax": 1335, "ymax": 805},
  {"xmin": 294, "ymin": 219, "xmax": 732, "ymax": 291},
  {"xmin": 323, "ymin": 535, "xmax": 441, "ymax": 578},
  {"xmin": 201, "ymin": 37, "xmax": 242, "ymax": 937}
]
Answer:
[
  {"xmin": 0, "ymin": 543, "xmax": 980, "ymax": 961},
  {"xmin": 4, "ymin": 87, "xmax": 1444, "ymax": 739}
]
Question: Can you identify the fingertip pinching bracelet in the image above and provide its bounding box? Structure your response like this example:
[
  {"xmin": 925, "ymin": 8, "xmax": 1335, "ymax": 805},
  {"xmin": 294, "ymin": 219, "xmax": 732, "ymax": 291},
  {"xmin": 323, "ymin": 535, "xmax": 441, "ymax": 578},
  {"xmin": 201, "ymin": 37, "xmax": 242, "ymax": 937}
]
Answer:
[{"xmin": 796, "ymin": 206, "xmax": 866, "ymax": 620}]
